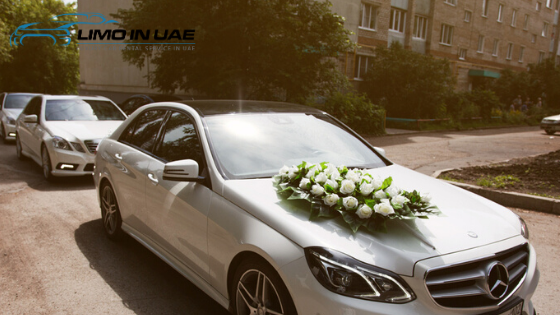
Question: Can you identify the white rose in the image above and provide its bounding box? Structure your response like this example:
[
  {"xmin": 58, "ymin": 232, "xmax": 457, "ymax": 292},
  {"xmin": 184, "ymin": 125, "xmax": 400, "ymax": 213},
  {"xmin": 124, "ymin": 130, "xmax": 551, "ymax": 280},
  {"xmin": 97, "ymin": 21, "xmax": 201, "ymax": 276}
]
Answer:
[
  {"xmin": 325, "ymin": 179, "xmax": 339, "ymax": 190},
  {"xmin": 299, "ymin": 178, "xmax": 311, "ymax": 190},
  {"xmin": 385, "ymin": 185, "xmax": 401, "ymax": 198},
  {"xmin": 287, "ymin": 166, "xmax": 299, "ymax": 179},
  {"xmin": 324, "ymin": 163, "xmax": 337, "ymax": 176},
  {"xmin": 279, "ymin": 165, "xmax": 290, "ymax": 176},
  {"xmin": 324, "ymin": 194, "xmax": 340, "ymax": 206},
  {"xmin": 374, "ymin": 202, "xmax": 395, "ymax": 216},
  {"xmin": 306, "ymin": 165, "xmax": 320, "ymax": 178},
  {"xmin": 342, "ymin": 196, "xmax": 358, "ymax": 210},
  {"xmin": 330, "ymin": 169, "xmax": 341, "ymax": 180},
  {"xmin": 374, "ymin": 190, "xmax": 387, "ymax": 199},
  {"xmin": 391, "ymin": 195, "xmax": 409, "ymax": 207},
  {"xmin": 360, "ymin": 183, "xmax": 375, "ymax": 196},
  {"xmin": 371, "ymin": 178, "xmax": 383, "ymax": 190},
  {"xmin": 315, "ymin": 172, "xmax": 328, "ymax": 184},
  {"xmin": 421, "ymin": 193, "xmax": 432, "ymax": 203},
  {"xmin": 339, "ymin": 179, "xmax": 356, "ymax": 195},
  {"xmin": 356, "ymin": 204, "xmax": 373, "ymax": 219},
  {"xmin": 311, "ymin": 184, "xmax": 325, "ymax": 196},
  {"xmin": 345, "ymin": 170, "xmax": 361, "ymax": 183}
]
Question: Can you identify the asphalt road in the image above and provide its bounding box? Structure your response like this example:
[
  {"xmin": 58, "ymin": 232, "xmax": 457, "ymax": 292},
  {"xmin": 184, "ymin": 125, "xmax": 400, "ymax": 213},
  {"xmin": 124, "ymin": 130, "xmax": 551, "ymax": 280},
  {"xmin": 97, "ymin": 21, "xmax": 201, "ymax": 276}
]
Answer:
[{"xmin": 0, "ymin": 126, "xmax": 558, "ymax": 315}]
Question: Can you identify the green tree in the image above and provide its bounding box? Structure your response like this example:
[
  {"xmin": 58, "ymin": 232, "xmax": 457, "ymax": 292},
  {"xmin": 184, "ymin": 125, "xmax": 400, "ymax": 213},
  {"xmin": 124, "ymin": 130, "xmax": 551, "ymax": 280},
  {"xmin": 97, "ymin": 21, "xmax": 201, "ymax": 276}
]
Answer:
[
  {"xmin": 362, "ymin": 42, "xmax": 455, "ymax": 119},
  {"xmin": 528, "ymin": 58, "xmax": 560, "ymax": 110},
  {"xmin": 0, "ymin": 0, "xmax": 79, "ymax": 94},
  {"xmin": 113, "ymin": 0, "xmax": 354, "ymax": 102}
]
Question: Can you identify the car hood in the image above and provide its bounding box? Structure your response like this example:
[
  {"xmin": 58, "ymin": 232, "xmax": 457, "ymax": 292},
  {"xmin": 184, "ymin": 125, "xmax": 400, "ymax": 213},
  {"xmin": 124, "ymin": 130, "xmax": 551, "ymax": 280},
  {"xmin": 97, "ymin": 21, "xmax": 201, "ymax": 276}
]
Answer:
[
  {"xmin": 543, "ymin": 114, "xmax": 560, "ymax": 121},
  {"xmin": 222, "ymin": 165, "xmax": 522, "ymax": 276},
  {"xmin": 44, "ymin": 121, "xmax": 124, "ymax": 141},
  {"xmin": 3, "ymin": 108, "xmax": 23, "ymax": 120}
]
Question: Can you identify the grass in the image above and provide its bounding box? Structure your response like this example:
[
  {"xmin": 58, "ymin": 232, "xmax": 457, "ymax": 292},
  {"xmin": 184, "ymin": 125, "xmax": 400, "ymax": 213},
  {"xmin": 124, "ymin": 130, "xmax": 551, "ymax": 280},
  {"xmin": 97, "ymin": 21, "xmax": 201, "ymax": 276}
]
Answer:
[
  {"xmin": 438, "ymin": 175, "xmax": 464, "ymax": 183},
  {"xmin": 476, "ymin": 175, "xmax": 520, "ymax": 188}
]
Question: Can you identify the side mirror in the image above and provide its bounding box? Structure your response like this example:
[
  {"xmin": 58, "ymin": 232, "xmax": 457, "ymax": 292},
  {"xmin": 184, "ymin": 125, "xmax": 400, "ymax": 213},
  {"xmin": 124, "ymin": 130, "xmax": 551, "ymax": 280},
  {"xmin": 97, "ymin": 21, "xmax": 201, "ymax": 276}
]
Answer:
[
  {"xmin": 23, "ymin": 114, "xmax": 38, "ymax": 123},
  {"xmin": 374, "ymin": 146, "xmax": 386, "ymax": 158},
  {"xmin": 163, "ymin": 159, "xmax": 200, "ymax": 181}
]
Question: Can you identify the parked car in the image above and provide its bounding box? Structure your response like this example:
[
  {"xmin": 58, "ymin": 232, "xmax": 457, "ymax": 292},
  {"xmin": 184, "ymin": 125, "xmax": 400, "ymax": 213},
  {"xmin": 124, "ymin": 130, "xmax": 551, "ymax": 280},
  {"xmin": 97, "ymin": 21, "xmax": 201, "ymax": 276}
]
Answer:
[
  {"xmin": 16, "ymin": 95, "xmax": 126, "ymax": 180},
  {"xmin": 118, "ymin": 94, "xmax": 182, "ymax": 115},
  {"xmin": 0, "ymin": 92, "xmax": 40, "ymax": 142},
  {"xmin": 94, "ymin": 100, "xmax": 538, "ymax": 315},
  {"xmin": 540, "ymin": 114, "xmax": 560, "ymax": 135}
]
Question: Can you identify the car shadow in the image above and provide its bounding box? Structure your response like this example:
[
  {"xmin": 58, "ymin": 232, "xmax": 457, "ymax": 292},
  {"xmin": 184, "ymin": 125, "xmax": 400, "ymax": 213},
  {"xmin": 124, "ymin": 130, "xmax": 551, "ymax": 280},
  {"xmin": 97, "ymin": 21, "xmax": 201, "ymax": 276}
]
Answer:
[{"xmin": 74, "ymin": 220, "xmax": 230, "ymax": 315}]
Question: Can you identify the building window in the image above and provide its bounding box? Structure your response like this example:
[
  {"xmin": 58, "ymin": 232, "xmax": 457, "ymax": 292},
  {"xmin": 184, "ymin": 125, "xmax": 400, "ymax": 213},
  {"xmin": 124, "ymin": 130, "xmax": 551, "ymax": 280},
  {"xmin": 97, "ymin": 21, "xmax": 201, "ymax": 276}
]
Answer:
[
  {"xmin": 354, "ymin": 55, "xmax": 372, "ymax": 80},
  {"xmin": 413, "ymin": 15, "xmax": 428, "ymax": 39},
  {"xmin": 511, "ymin": 10, "xmax": 517, "ymax": 27},
  {"xmin": 532, "ymin": 34, "xmax": 537, "ymax": 43},
  {"xmin": 477, "ymin": 35, "xmax": 485, "ymax": 53},
  {"xmin": 459, "ymin": 48, "xmax": 467, "ymax": 60},
  {"xmin": 519, "ymin": 46, "xmax": 525, "ymax": 62},
  {"xmin": 444, "ymin": 0, "xmax": 457, "ymax": 5},
  {"xmin": 524, "ymin": 14, "xmax": 529, "ymax": 30},
  {"xmin": 542, "ymin": 22, "xmax": 549, "ymax": 37},
  {"xmin": 536, "ymin": 2, "xmax": 542, "ymax": 11},
  {"xmin": 482, "ymin": 0, "xmax": 489, "ymax": 17},
  {"xmin": 497, "ymin": 4, "xmax": 503, "ymax": 22},
  {"xmin": 538, "ymin": 51, "xmax": 545, "ymax": 63},
  {"xmin": 464, "ymin": 10, "xmax": 472, "ymax": 22},
  {"xmin": 546, "ymin": 0, "xmax": 552, "ymax": 8},
  {"xmin": 440, "ymin": 24, "xmax": 454, "ymax": 45},
  {"xmin": 492, "ymin": 39, "xmax": 499, "ymax": 56},
  {"xmin": 359, "ymin": 3, "xmax": 378, "ymax": 30},
  {"xmin": 390, "ymin": 8, "xmax": 406, "ymax": 33},
  {"xmin": 506, "ymin": 43, "xmax": 514, "ymax": 59}
]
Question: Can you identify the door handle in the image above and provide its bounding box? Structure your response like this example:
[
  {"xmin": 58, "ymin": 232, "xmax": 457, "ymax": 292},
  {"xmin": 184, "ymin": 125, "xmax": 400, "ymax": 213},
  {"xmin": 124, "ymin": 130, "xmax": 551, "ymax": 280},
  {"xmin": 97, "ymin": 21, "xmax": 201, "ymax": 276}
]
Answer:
[
  {"xmin": 148, "ymin": 173, "xmax": 159, "ymax": 185},
  {"xmin": 114, "ymin": 153, "xmax": 123, "ymax": 160}
]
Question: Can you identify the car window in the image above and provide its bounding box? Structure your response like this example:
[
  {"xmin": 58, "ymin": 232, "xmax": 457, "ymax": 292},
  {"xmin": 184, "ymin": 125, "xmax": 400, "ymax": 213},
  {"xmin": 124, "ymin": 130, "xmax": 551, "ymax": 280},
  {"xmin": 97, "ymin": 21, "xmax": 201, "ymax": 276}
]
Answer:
[
  {"xmin": 120, "ymin": 109, "xmax": 167, "ymax": 153},
  {"xmin": 45, "ymin": 99, "xmax": 125, "ymax": 121},
  {"xmin": 5, "ymin": 94, "xmax": 35, "ymax": 109},
  {"xmin": 22, "ymin": 97, "xmax": 42, "ymax": 116},
  {"xmin": 154, "ymin": 111, "xmax": 203, "ymax": 165}
]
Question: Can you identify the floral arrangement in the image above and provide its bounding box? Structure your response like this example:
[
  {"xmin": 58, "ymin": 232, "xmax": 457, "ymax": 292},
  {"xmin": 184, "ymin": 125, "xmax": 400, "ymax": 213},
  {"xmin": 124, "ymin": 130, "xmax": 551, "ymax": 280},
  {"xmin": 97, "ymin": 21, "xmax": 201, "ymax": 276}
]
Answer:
[{"xmin": 273, "ymin": 162, "xmax": 440, "ymax": 233}]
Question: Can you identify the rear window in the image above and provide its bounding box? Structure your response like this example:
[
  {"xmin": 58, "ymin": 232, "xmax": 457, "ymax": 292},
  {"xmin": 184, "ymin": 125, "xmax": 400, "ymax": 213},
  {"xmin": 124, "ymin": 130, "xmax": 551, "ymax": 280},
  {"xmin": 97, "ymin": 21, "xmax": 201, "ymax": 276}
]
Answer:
[
  {"xmin": 45, "ymin": 99, "xmax": 126, "ymax": 121},
  {"xmin": 5, "ymin": 94, "xmax": 35, "ymax": 109}
]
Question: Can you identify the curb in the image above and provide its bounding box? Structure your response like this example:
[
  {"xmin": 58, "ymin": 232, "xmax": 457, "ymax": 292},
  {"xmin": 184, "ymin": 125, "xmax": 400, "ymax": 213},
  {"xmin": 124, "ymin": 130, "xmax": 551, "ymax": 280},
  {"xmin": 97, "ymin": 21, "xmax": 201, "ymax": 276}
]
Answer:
[{"xmin": 438, "ymin": 179, "xmax": 560, "ymax": 215}]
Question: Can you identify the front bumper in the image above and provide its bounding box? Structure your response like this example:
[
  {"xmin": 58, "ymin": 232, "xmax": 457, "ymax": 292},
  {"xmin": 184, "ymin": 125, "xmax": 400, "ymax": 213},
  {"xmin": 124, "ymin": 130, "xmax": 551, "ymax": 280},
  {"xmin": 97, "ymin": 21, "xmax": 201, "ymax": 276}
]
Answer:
[
  {"xmin": 540, "ymin": 122, "xmax": 560, "ymax": 131},
  {"xmin": 49, "ymin": 147, "xmax": 96, "ymax": 177},
  {"xmin": 280, "ymin": 236, "xmax": 538, "ymax": 315},
  {"xmin": 3, "ymin": 123, "xmax": 17, "ymax": 140}
]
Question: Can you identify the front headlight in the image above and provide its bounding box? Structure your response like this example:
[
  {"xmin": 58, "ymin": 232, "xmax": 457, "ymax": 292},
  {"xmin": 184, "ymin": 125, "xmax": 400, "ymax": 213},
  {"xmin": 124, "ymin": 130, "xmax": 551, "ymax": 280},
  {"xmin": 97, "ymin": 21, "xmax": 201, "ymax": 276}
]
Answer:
[
  {"xmin": 7, "ymin": 117, "xmax": 16, "ymax": 125},
  {"xmin": 52, "ymin": 136, "xmax": 73, "ymax": 151},
  {"xmin": 520, "ymin": 217, "xmax": 529, "ymax": 239},
  {"xmin": 305, "ymin": 247, "xmax": 416, "ymax": 303}
]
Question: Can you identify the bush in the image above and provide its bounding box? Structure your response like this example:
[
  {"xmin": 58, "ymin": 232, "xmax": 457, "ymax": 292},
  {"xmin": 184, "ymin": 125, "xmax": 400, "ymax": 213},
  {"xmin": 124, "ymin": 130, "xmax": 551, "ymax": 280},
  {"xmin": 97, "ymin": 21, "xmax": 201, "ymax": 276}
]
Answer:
[
  {"xmin": 505, "ymin": 110, "xmax": 526, "ymax": 124},
  {"xmin": 314, "ymin": 91, "xmax": 386, "ymax": 135}
]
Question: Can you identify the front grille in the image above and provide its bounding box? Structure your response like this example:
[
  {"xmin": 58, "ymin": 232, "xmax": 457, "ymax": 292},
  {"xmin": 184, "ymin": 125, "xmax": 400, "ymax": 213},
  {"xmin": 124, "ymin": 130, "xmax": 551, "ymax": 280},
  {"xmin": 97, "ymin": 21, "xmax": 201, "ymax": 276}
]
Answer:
[
  {"xmin": 83, "ymin": 139, "xmax": 100, "ymax": 154},
  {"xmin": 425, "ymin": 244, "xmax": 529, "ymax": 308}
]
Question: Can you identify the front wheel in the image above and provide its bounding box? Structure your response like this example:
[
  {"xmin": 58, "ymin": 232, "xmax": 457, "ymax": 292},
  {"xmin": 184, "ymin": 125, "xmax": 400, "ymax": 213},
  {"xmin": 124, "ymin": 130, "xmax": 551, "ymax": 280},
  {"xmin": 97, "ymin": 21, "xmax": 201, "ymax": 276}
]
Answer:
[
  {"xmin": 545, "ymin": 130, "xmax": 556, "ymax": 135},
  {"xmin": 0, "ymin": 123, "xmax": 7, "ymax": 143},
  {"xmin": 231, "ymin": 258, "xmax": 297, "ymax": 315},
  {"xmin": 16, "ymin": 134, "xmax": 26, "ymax": 160},
  {"xmin": 41, "ymin": 145, "xmax": 54, "ymax": 181},
  {"xmin": 100, "ymin": 183, "xmax": 123, "ymax": 240}
]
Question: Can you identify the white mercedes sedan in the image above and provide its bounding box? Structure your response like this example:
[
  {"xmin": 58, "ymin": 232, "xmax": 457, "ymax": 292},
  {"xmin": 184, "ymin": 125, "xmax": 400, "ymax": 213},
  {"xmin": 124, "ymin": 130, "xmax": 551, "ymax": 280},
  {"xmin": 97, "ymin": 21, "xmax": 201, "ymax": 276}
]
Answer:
[
  {"xmin": 94, "ymin": 100, "xmax": 538, "ymax": 315},
  {"xmin": 16, "ymin": 95, "xmax": 126, "ymax": 180},
  {"xmin": 0, "ymin": 92, "xmax": 40, "ymax": 142}
]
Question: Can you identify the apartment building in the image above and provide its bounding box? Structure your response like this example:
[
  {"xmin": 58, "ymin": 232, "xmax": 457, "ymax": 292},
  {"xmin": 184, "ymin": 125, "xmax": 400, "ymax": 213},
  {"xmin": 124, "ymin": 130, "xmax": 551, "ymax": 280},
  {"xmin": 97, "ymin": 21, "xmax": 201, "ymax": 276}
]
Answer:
[
  {"xmin": 77, "ymin": 0, "xmax": 560, "ymax": 100},
  {"xmin": 331, "ymin": 0, "xmax": 559, "ymax": 90}
]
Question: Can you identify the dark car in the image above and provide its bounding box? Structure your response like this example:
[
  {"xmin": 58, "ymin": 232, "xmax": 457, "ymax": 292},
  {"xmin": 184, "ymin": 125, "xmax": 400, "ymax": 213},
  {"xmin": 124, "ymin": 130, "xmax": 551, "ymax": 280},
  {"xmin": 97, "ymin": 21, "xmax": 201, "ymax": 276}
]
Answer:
[{"xmin": 119, "ymin": 94, "xmax": 183, "ymax": 115}]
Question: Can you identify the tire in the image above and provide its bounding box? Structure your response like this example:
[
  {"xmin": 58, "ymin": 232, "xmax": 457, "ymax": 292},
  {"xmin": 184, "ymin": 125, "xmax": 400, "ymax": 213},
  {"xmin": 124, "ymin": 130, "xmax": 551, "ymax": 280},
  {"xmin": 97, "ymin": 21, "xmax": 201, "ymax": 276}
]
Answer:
[
  {"xmin": 100, "ymin": 183, "xmax": 123, "ymax": 240},
  {"xmin": 545, "ymin": 130, "xmax": 555, "ymax": 135},
  {"xmin": 0, "ymin": 123, "xmax": 6, "ymax": 143},
  {"xmin": 16, "ymin": 134, "xmax": 26, "ymax": 160},
  {"xmin": 41, "ymin": 145, "xmax": 54, "ymax": 181},
  {"xmin": 231, "ymin": 257, "xmax": 297, "ymax": 315}
]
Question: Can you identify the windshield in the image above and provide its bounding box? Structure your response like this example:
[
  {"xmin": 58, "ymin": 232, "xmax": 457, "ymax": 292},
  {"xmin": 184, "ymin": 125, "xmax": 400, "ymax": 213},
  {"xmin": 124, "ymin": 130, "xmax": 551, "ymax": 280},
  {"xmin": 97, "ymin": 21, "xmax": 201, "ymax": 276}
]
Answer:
[
  {"xmin": 5, "ymin": 94, "xmax": 35, "ymax": 109},
  {"xmin": 205, "ymin": 113, "xmax": 387, "ymax": 179},
  {"xmin": 45, "ymin": 99, "xmax": 126, "ymax": 121}
]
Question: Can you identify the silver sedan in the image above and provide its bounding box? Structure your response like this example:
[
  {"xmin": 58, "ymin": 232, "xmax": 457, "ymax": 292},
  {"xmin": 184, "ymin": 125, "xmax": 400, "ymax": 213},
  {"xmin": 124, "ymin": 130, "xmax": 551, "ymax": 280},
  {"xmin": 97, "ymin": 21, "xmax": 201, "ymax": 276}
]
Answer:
[{"xmin": 94, "ymin": 100, "xmax": 538, "ymax": 315}]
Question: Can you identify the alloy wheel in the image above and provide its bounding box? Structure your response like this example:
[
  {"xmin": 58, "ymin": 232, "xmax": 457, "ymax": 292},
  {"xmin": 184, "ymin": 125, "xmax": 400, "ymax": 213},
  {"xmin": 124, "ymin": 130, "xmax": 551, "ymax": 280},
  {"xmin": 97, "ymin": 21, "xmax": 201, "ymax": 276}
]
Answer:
[
  {"xmin": 236, "ymin": 269, "xmax": 285, "ymax": 315},
  {"xmin": 101, "ymin": 185, "xmax": 119, "ymax": 236},
  {"xmin": 41, "ymin": 146, "xmax": 53, "ymax": 181}
]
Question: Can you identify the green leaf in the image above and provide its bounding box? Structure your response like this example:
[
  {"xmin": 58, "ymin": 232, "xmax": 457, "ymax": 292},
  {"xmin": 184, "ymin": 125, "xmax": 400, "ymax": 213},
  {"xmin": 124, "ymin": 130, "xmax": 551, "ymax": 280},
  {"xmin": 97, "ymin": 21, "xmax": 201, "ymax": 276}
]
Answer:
[
  {"xmin": 310, "ymin": 202, "xmax": 321, "ymax": 220},
  {"xmin": 380, "ymin": 177, "xmax": 393, "ymax": 190},
  {"xmin": 340, "ymin": 211, "xmax": 361, "ymax": 233},
  {"xmin": 288, "ymin": 190, "xmax": 310, "ymax": 200}
]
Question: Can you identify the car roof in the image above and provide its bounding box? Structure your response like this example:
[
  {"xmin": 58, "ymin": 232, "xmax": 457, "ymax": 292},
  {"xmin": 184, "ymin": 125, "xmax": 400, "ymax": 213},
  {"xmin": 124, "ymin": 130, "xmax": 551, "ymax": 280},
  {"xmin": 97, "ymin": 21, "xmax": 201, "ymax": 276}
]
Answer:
[
  {"xmin": 41, "ymin": 95, "xmax": 113, "ymax": 101},
  {"xmin": 3, "ymin": 92, "xmax": 41, "ymax": 96},
  {"xmin": 173, "ymin": 100, "xmax": 325, "ymax": 116}
]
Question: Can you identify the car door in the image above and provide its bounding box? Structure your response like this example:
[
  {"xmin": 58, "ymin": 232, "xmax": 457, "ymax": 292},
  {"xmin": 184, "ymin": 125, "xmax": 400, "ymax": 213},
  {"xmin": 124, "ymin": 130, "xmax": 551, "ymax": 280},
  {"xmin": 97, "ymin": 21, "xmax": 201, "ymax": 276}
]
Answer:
[
  {"xmin": 17, "ymin": 96, "xmax": 42, "ymax": 159},
  {"xmin": 106, "ymin": 109, "xmax": 168, "ymax": 235},
  {"xmin": 144, "ymin": 110, "xmax": 212, "ymax": 278}
]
